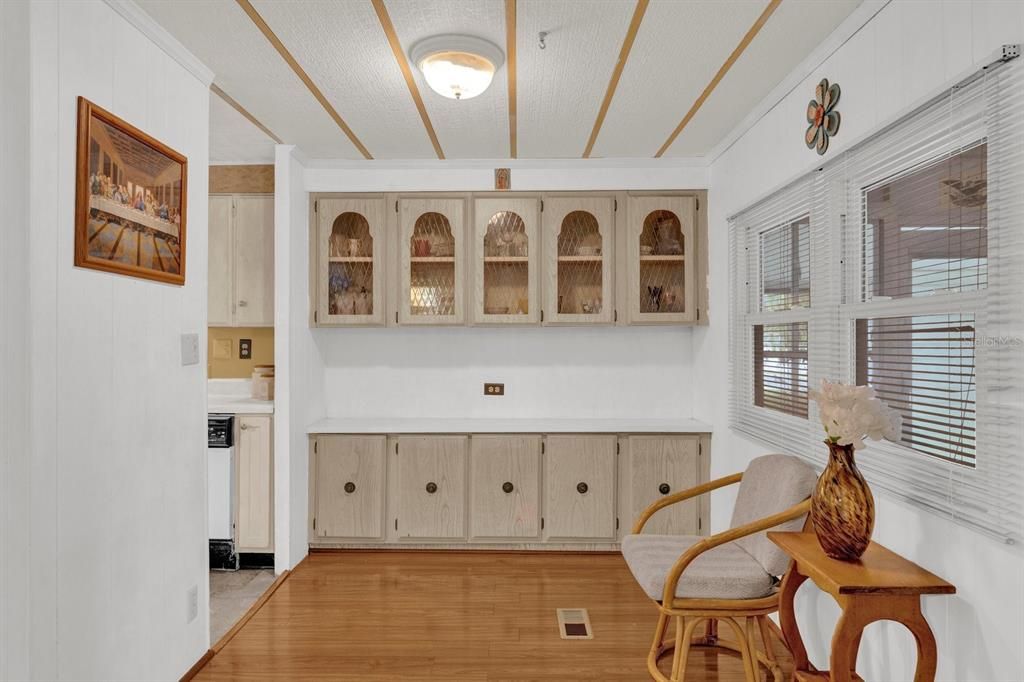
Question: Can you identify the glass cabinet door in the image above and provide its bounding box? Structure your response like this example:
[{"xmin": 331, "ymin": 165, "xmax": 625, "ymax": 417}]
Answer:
[
  {"xmin": 316, "ymin": 197, "xmax": 386, "ymax": 326},
  {"xmin": 473, "ymin": 197, "xmax": 540, "ymax": 324},
  {"xmin": 542, "ymin": 197, "xmax": 614, "ymax": 325},
  {"xmin": 627, "ymin": 196, "xmax": 696, "ymax": 323},
  {"xmin": 399, "ymin": 198, "xmax": 465, "ymax": 325}
]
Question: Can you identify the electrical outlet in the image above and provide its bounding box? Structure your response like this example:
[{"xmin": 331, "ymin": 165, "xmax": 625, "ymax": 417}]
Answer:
[
  {"xmin": 484, "ymin": 382, "xmax": 505, "ymax": 396},
  {"xmin": 213, "ymin": 338, "xmax": 231, "ymax": 360},
  {"xmin": 239, "ymin": 338, "xmax": 252, "ymax": 360},
  {"xmin": 186, "ymin": 585, "xmax": 198, "ymax": 623}
]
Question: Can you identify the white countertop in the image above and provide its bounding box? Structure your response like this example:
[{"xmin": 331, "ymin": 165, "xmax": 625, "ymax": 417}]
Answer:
[
  {"xmin": 307, "ymin": 417, "xmax": 711, "ymax": 434},
  {"xmin": 208, "ymin": 397, "xmax": 274, "ymax": 415},
  {"xmin": 208, "ymin": 379, "xmax": 274, "ymax": 415}
]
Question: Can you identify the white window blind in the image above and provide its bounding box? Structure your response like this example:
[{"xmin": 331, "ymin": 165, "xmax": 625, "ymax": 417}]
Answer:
[{"xmin": 729, "ymin": 52, "xmax": 1024, "ymax": 545}]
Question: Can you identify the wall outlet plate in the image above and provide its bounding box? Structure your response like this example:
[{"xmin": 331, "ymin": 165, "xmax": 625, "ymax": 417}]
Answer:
[
  {"xmin": 484, "ymin": 382, "xmax": 505, "ymax": 396},
  {"xmin": 180, "ymin": 333, "xmax": 200, "ymax": 366},
  {"xmin": 239, "ymin": 338, "xmax": 252, "ymax": 360},
  {"xmin": 213, "ymin": 338, "xmax": 232, "ymax": 360}
]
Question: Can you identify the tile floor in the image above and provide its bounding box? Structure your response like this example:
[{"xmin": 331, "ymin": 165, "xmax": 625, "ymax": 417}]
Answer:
[{"xmin": 209, "ymin": 569, "xmax": 276, "ymax": 643}]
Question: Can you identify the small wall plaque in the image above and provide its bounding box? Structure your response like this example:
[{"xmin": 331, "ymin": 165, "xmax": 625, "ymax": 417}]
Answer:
[{"xmin": 494, "ymin": 168, "xmax": 511, "ymax": 191}]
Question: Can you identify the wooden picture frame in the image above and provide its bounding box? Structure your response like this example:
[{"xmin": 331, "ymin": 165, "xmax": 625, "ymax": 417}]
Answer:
[{"xmin": 75, "ymin": 96, "xmax": 188, "ymax": 285}]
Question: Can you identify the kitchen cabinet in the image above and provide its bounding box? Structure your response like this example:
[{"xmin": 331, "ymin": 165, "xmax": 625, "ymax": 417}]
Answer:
[
  {"xmin": 469, "ymin": 435, "xmax": 541, "ymax": 540},
  {"xmin": 311, "ymin": 435, "xmax": 386, "ymax": 540},
  {"xmin": 208, "ymin": 194, "xmax": 274, "ymax": 327},
  {"xmin": 625, "ymin": 195, "xmax": 698, "ymax": 324},
  {"xmin": 543, "ymin": 435, "xmax": 617, "ymax": 541},
  {"xmin": 314, "ymin": 197, "xmax": 387, "ymax": 326},
  {"xmin": 393, "ymin": 436, "xmax": 467, "ymax": 539},
  {"xmin": 625, "ymin": 435, "xmax": 701, "ymax": 535},
  {"xmin": 472, "ymin": 197, "xmax": 540, "ymax": 324},
  {"xmin": 542, "ymin": 196, "xmax": 615, "ymax": 325},
  {"xmin": 236, "ymin": 415, "xmax": 273, "ymax": 552},
  {"xmin": 398, "ymin": 198, "xmax": 466, "ymax": 325}
]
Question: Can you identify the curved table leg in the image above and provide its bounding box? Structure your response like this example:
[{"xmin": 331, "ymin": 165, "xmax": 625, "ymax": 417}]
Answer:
[
  {"xmin": 905, "ymin": 606, "xmax": 938, "ymax": 682},
  {"xmin": 829, "ymin": 607, "xmax": 870, "ymax": 682},
  {"xmin": 778, "ymin": 567, "xmax": 810, "ymax": 672}
]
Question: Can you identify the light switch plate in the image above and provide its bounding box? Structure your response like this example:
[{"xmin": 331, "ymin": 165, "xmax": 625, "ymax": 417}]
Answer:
[
  {"xmin": 213, "ymin": 338, "xmax": 231, "ymax": 360},
  {"xmin": 180, "ymin": 333, "xmax": 200, "ymax": 366},
  {"xmin": 186, "ymin": 584, "xmax": 198, "ymax": 623}
]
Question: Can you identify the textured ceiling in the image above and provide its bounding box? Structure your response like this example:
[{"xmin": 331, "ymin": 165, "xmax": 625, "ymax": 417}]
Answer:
[{"xmin": 139, "ymin": 0, "xmax": 862, "ymax": 161}]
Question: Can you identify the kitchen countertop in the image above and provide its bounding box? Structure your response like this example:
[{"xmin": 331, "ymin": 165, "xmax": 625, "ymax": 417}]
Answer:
[
  {"xmin": 306, "ymin": 417, "xmax": 711, "ymax": 434},
  {"xmin": 208, "ymin": 396, "xmax": 274, "ymax": 415}
]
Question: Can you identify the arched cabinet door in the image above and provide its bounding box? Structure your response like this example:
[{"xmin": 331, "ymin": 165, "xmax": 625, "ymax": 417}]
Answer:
[
  {"xmin": 626, "ymin": 196, "xmax": 697, "ymax": 324},
  {"xmin": 472, "ymin": 197, "xmax": 540, "ymax": 325},
  {"xmin": 398, "ymin": 198, "xmax": 465, "ymax": 325},
  {"xmin": 316, "ymin": 197, "xmax": 387, "ymax": 326},
  {"xmin": 542, "ymin": 197, "xmax": 614, "ymax": 325}
]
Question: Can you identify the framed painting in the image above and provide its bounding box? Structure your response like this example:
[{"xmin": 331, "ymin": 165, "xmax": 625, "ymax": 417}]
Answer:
[{"xmin": 75, "ymin": 96, "xmax": 188, "ymax": 285}]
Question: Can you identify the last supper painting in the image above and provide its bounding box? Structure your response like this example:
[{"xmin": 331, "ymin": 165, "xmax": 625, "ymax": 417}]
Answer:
[{"xmin": 75, "ymin": 97, "xmax": 187, "ymax": 285}]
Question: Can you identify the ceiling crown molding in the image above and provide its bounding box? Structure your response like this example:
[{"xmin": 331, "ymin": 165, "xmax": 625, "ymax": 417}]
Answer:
[{"xmin": 104, "ymin": 0, "xmax": 215, "ymax": 87}]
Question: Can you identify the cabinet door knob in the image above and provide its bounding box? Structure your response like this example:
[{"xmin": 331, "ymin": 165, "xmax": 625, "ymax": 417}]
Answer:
[
  {"xmin": 239, "ymin": 424, "xmax": 251, "ymax": 430},
  {"xmin": 344, "ymin": 481, "xmax": 356, "ymax": 494},
  {"xmin": 425, "ymin": 481, "xmax": 438, "ymax": 494},
  {"xmin": 502, "ymin": 481, "xmax": 514, "ymax": 494},
  {"xmin": 576, "ymin": 482, "xmax": 589, "ymax": 495},
  {"xmin": 659, "ymin": 483, "xmax": 671, "ymax": 495}
]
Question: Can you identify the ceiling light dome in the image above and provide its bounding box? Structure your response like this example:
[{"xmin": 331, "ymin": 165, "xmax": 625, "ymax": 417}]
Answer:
[{"xmin": 410, "ymin": 35, "xmax": 504, "ymax": 101}]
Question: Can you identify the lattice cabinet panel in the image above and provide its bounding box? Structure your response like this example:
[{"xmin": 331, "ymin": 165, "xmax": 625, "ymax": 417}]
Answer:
[
  {"xmin": 542, "ymin": 197, "xmax": 615, "ymax": 325},
  {"xmin": 399, "ymin": 198, "xmax": 465, "ymax": 325},
  {"xmin": 627, "ymin": 196, "xmax": 697, "ymax": 323},
  {"xmin": 316, "ymin": 197, "xmax": 386, "ymax": 326},
  {"xmin": 473, "ymin": 197, "xmax": 540, "ymax": 324}
]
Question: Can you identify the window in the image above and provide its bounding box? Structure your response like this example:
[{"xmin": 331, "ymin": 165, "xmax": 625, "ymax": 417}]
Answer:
[{"xmin": 729, "ymin": 55, "xmax": 1024, "ymax": 545}]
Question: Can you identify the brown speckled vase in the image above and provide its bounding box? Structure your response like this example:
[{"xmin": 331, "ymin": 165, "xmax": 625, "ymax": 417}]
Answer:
[{"xmin": 811, "ymin": 441, "xmax": 875, "ymax": 561}]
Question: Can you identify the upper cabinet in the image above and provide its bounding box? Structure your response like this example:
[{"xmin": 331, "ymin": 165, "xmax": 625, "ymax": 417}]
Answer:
[
  {"xmin": 399, "ymin": 198, "xmax": 465, "ymax": 325},
  {"xmin": 472, "ymin": 198, "xmax": 540, "ymax": 324},
  {"xmin": 315, "ymin": 197, "xmax": 386, "ymax": 326},
  {"xmin": 208, "ymin": 194, "xmax": 274, "ymax": 327},
  {"xmin": 309, "ymin": 191, "xmax": 704, "ymax": 328},
  {"xmin": 543, "ymin": 196, "xmax": 615, "ymax": 325},
  {"xmin": 626, "ymin": 196, "xmax": 697, "ymax": 324}
]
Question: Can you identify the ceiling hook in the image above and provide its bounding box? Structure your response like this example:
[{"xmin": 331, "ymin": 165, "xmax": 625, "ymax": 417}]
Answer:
[{"xmin": 538, "ymin": 31, "xmax": 548, "ymax": 50}]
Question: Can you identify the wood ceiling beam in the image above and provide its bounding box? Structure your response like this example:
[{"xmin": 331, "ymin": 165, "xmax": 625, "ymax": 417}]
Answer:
[
  {"xmin": 371, "ymin": 0, "xmax": 446, "ymax": 160},
  {"xmin": 506, "ymin": 0, "xmax": 517, "ymax": 158},
  {"xmin": 235, "ymin": 0, "xmax": 373, "ymax": 159},
  {"xmin": 210, "ymin": 83, "xmax": 283, "ymax": 145},
  {"xmin": 654, "ymin": 0, "xmax": 782, "ymax": 158},
  {"xmin": 582, "ymin": 0, "xmax": 649, "ymax": 159}
]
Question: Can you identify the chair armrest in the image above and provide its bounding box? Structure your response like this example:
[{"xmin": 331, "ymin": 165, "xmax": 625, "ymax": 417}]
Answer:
[
  {"xmin": 631, "ymin": 472, "xmax": 743, "ymax": 534},
  {"xmin": 660, "ymin": 498, "xmax": 811, "ymax": 605}
]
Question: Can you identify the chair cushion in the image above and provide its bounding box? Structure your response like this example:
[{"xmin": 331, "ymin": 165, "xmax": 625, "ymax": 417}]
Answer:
[
  {"xmin": 621, "ymin": 534, "xmax": 775, "ymax": 601},
  {"xmin": 729, "ymin": 454, "xmax": 818, "ymax": 577}
]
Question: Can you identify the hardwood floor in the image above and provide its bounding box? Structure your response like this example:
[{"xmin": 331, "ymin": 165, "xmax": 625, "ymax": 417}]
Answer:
[{"xmin": 195, "ymin": 550, "xmax": 793, "ymax": 681}]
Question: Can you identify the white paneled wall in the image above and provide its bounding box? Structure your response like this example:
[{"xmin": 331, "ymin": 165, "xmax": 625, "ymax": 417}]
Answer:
[
  {"xmin": 14, "ymin": 1, "xmax": 212, "ymax": 679},
  {"xmin": 1, "ymin": 1, "xmax": 32, "ymax": 679},
  {"xmin": 699, "ymin": 2, "xmax": 1024, "ymax": 680}
]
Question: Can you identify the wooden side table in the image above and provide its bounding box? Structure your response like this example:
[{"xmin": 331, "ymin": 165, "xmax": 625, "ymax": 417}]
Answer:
[{"xmin": 768, "ymin": 531, "xmax": 956, "ymax": 682}]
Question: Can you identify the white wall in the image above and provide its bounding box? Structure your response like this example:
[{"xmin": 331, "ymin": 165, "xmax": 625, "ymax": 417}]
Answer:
[
  {"xmin": 698, "ymin": 2, "xmax": 1024, "ymax": 680},
  {"xmin": 11, "ymin": 1, "xmax": 213, "ymax": 679},
  {"xmin": 275, "ymin": 146, "xmax": 325, "ymax": 571},
  {"xmin": 1, "ymin": 1, "xmax": 32, "ymax": 679}
]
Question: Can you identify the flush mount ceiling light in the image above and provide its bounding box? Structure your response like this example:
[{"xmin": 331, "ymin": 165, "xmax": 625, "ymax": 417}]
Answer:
[{"xmin": 410, "ymin": 35, "xmax": 504, "ymax": 100}]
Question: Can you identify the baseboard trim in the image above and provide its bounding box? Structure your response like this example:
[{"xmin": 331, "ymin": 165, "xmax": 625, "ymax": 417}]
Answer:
[
  {"xmin": 309, "ymin": 546, "xmax": 622, "ymax": 556},
  {"xmin": 179, "ymin": 649, "xmax": 215, "ymax": 682}
]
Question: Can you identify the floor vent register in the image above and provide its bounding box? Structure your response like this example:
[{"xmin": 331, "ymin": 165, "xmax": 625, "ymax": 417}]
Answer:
[{"xmin": 556, "ymin": 608, "xmax": 593, "ymax": 640}]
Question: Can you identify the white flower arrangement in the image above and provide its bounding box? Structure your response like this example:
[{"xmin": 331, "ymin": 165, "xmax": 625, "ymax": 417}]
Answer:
[{"xmin": 809, "ymin": 379, "xmax": 903, "ymax": 450}]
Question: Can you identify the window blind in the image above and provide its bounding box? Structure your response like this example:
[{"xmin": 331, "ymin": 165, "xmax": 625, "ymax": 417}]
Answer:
[{"xmin": 729, "ymin": 50, "xmax": 1024, "ymax": 545}]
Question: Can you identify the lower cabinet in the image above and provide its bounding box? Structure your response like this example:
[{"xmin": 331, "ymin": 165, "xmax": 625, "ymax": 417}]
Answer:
[
  {"xmin": 308, "ymin": 431, "xmax": 708, "ymax": 549},
  {"xmin": 312, "ymin": 435, "xmax": 386, "ymax": 540},
  {"xmin": 469, "ymin": 435, "xmax": 541, "ymax": 540},
  {"xmin": 625, "ymin": 435, "xmax": 701, "ymax": 535},
  {"xmin": 394, "ymin": 436, "xmax": 467, "ymax": 540},
  {"xmin": 544, "ymin": 435, "xmax": 618, "ymax": 541},
  {"xmin": 237, "ymin": 415, "xmax": 274, "ymax": 552}
]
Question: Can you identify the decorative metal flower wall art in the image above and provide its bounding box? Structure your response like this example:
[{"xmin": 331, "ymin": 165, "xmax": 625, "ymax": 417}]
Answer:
[{"xmin": 805, "ymin": 78, "xmax": 841, "ymax": 155}]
